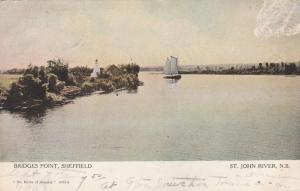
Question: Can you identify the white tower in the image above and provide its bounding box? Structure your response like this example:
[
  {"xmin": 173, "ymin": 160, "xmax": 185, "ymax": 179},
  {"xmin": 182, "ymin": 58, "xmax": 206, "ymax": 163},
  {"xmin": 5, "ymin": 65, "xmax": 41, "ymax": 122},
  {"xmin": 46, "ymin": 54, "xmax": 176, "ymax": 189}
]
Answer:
[{"xmin": 90, "ymin": 59, "xmax": 100, "ymax": 78}]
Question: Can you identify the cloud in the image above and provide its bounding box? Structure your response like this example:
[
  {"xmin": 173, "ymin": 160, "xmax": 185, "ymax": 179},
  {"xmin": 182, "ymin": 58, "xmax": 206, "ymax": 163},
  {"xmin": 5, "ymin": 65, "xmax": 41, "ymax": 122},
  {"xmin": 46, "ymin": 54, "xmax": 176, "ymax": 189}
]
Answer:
[{"xmin": 255, "ymin": 0, "xmax": 300, "ymax": 38}]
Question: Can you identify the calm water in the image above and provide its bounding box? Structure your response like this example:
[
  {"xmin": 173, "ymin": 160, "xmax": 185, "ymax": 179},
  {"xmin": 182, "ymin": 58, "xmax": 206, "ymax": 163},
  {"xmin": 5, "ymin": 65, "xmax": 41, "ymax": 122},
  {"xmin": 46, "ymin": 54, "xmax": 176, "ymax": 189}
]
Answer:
[{"xmin": 0, "ymin": 73, "xmax": 299, "ymax": 161}]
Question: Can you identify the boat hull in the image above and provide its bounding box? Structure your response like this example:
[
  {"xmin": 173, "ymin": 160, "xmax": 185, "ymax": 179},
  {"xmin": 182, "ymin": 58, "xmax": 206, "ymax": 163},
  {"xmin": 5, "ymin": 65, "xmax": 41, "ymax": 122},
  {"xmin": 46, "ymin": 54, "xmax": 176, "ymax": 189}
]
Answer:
[{"xmin": 163, "ymin": 74, "xmax": 181, "ymax": 79}]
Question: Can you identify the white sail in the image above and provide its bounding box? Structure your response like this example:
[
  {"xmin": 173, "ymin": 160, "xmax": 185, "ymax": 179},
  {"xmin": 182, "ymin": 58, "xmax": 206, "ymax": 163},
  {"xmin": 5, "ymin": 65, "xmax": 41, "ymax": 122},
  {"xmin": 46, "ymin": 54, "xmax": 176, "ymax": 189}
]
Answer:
[
  {"xmin": 164, "ymin": 57, "xmax": 171, "ymax": 75},
  {"xmin": 91, "ymin": 60, "xmax": 100, "ymax": 78},
  {"xmin": 170, "ymin": 56, "xmax": 179, "ymax": 75}
]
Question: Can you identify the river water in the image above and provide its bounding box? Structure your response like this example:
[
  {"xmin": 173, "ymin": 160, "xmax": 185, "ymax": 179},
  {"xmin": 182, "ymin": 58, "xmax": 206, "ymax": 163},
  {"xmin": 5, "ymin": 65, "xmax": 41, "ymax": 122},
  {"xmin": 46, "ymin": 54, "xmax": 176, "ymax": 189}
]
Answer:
[{"xmin": 0, "ymin": 73, "xmax": 299, "ymax": 161}]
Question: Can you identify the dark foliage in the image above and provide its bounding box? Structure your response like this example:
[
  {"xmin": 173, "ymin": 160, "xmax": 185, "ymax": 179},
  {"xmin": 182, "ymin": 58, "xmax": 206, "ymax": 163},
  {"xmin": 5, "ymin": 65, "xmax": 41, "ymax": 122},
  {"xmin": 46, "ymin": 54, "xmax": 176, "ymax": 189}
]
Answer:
[
  {"xmin": 284, "ymin": 63, "xmax": 297, "ymax": 74},
  {"xmin": 39, "ymin": 66, "xmax": 48, "ymax": 84},
  {"xmin": 70, "ymin": 66, "xmax": 93, "ymax": 77},
  {"xmin": 5, "ymin": 82, "xmax": 23, "ymax": 105},
  {"xmin": 48, "ymin": 74, "xmax": 58, "ymax": 93},
  {"xmin": 18, "ymin": 74, "xmax": 47, "ymax": 100},
  {"xmin": 119, "ymin": 63, "xmax": 140, "ymax": 74},
  {"xmin": 46, "ymin": 58, "xmax": 69, "ymax": 82},
  {"xmin": 24, "ymin": 65, "xmax": 39, "ymax": 78}
]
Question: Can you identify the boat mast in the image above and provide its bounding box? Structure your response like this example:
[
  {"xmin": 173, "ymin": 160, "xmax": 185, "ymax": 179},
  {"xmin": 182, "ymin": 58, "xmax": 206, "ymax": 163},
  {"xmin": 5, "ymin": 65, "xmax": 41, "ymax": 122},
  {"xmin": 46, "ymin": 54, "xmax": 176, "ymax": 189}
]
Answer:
[{"xmin": 170, "ymin": 58, "xmax": 173, "ymax": 75}]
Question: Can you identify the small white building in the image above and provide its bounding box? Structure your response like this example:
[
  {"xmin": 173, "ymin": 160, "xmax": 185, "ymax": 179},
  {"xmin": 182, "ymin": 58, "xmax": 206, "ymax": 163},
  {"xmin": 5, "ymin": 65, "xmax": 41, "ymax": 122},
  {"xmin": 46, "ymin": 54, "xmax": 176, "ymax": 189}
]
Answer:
[{"xmin": 90, "ymin": 59, "xmax": 100, "ymax": 78}]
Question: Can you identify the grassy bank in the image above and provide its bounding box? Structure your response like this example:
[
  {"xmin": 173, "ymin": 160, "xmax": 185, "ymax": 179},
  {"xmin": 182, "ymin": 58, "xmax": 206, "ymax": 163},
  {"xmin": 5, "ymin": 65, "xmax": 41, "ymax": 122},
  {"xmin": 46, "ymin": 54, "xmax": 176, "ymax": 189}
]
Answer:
[{"xmin": 0, "ymin": 74, "xmax": 21, "ymax": 90}]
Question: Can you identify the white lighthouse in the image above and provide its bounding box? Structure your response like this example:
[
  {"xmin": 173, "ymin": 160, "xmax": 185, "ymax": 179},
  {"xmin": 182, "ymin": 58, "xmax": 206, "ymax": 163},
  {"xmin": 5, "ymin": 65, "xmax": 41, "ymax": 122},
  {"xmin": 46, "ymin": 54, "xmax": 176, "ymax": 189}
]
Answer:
[{"xmin": 90, "ymin": 59, "xmax": 100, "ymax": 78}]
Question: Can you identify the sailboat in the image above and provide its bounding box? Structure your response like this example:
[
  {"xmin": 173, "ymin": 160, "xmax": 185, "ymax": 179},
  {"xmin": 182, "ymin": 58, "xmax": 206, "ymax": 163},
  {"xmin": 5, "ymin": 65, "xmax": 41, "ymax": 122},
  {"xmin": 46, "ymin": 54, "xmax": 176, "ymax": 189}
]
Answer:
[{"xmin": 163, "ymin": 56, "xmax": 181, "ymax": 79}]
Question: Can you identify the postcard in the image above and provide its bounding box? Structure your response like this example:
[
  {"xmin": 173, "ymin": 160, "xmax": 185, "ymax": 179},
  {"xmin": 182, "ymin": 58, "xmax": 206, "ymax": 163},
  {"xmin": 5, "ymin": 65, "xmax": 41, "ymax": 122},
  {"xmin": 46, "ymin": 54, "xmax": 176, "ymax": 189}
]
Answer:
[{"xmin": 0, "ymin": 0, "xmax": 299, "ymax": 190}]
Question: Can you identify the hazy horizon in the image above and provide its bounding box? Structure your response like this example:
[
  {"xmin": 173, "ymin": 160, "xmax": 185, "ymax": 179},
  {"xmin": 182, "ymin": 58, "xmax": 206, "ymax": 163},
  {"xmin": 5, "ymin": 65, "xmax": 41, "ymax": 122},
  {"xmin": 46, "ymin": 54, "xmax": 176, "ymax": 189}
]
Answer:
[{"xmin": 0, "ymin": 0, "xmax": 300, "ymax": 70}]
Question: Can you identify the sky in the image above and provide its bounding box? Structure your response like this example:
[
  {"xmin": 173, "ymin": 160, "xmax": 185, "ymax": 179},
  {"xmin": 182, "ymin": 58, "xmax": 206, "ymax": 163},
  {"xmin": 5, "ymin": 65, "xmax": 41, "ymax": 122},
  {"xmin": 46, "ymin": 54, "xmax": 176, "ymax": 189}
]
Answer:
[{"xmin": 0, "ymin": 0, "xmax": 299, "ymax": 69}]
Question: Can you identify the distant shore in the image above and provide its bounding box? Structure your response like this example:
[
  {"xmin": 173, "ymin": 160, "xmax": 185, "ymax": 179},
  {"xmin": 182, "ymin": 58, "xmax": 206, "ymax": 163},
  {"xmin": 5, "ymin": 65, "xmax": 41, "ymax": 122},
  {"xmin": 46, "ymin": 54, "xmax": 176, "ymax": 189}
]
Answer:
[{"xmin": 141, "ymin": 62, "xmax": 300, "ymax": 75}]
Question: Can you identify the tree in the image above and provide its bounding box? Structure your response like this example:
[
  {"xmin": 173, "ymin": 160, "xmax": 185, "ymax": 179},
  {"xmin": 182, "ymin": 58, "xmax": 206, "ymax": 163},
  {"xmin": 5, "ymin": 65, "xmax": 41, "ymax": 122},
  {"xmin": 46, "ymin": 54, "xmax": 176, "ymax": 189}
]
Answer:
[
  {"xmin": 47, "ymin": 58, "xmax": 69, "ymax": 82},
  {"xmin": 5, "ymin": 82, "xmax": 23, "ymax": 105},
  {"xmin": 39, "ymin": 66, "xmax": 48, "ymax": 84},
  {"xmin": 265, "ymin": 62, "xmax": 269, "ymax": 69},
  {"xmin": 119, "ymin": 64, "xmax": 140, "ymax": 74},
  {"xmin": 69, "ymin": 66, "xmax": 92, "ymax": 84},
  {"xmin": 24, "ymin": 65, "xmax": 39, "ymax": 77},
  {"xmin": 70, "ymin": 66, "xmax": 93, "ymax": 77},
  {"xmin": 258, "ymin": 63, "xmax": 263, "ymax": 70},
  {"xmin": 18, "ymin": 74, "xmax": 47, "ymax": 100},
  {"xmin": 285, "ymin": 63, "xmax": 297, "ymax": 74},
  {"xmin": 48, "ymin": 74, "xmax": 58, "ymax": 93}
]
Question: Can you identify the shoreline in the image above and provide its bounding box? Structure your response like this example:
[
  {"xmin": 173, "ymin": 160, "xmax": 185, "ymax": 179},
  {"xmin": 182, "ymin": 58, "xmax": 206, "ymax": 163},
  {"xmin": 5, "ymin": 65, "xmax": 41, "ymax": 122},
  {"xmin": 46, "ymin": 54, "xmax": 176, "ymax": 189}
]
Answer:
[
  {"xmin": 141, "ymin": 71, "xmax": 300, "ymax": 76},
  {"xmin": 0, "ymin": 85, "xmax": 142, "ymax": 113},
  {"xmin": 179, "ymin": 71, "xmax": 300, "ymax": 75}
]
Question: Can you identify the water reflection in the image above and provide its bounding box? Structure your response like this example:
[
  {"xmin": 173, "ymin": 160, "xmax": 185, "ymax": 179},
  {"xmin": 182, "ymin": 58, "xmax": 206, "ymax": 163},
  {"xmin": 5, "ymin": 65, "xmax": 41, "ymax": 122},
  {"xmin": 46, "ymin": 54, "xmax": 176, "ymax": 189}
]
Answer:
[
  {"xmin": 21, "ymin": 108, "xmax": 47, "ymax": 125},
  {"xmin": 164, "ymin": 79, "xmax": 180, "ymax": 89},
  {"xmin": 7, "ymin": 107, "xmax": 48, "ymax": 125},
  {"xmin": 2, "ymin": 87, "xmax": 140, "ymax": 124},
  {"xmin": 127, "ymin": 89, "xmax": 138, "ymax": 94},
  {"xmin": 164, "ymin": 78, "xmax": 180, "ymax": 84}
]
